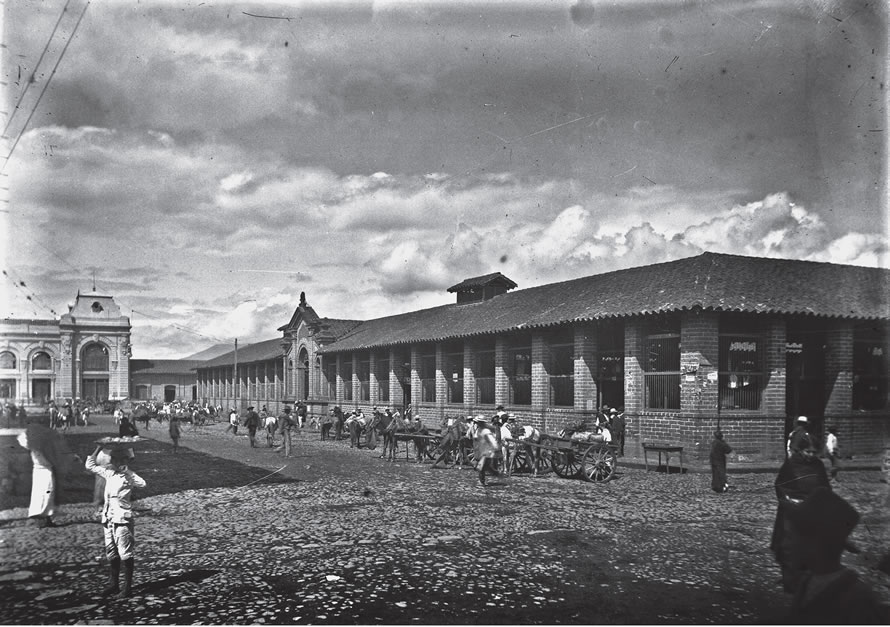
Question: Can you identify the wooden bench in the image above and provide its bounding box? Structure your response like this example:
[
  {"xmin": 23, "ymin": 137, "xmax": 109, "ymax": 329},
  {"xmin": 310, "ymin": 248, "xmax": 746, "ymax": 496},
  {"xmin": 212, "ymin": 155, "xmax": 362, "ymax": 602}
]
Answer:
[{"xmin": 642, "ymin": 443, "xmax": 685, "ymax": 474}]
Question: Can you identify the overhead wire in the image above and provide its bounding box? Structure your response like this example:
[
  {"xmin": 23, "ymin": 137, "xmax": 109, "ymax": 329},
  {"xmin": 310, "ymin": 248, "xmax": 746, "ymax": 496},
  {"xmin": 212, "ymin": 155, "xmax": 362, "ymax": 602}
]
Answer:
[
  {"xmin": 2, "ymin": 0, "xmax": 73, "ymax": 138},
  {"xmin": 1, "ymin": 0, "xmax": 90, "ymax": 174}
]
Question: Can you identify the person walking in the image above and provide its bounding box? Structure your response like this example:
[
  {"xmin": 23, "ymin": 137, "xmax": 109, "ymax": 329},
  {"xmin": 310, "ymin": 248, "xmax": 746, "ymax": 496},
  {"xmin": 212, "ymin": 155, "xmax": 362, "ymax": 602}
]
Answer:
[
  {"xmin": 296, "ymin": 401, "xmax": 308, "ymax": 429},
  {"xmin": 786, "ymin": 415, "xmax": 810, "ymax": 457},
  {"xmin": 472, "ymin": 417, "xmax": 500, "ymax": 487},
  {"xmin": 225, "ymin": 408, "xmax": 239, "ymax": 435},
  {"xmin": 278, "ymin": 405, "xmax": 297, "ymax": 457},
  {"xmin": 824, "ymin": 425, "xmax": 840, "ymax": 481},
  {"xmin": 244, "ymin": 406, "xmax": 260, "ymax": 447},
  {"xmin": 168, "ymin": 414, "xmax": 181, "ymax": 453},
  {"xmin": 85, "ymin": 445, "xmax": 147, "ymax": 598},
  {"xmin": 770, "ymin": 437, "xmax": 831, "ymax": 594},
  {"xmin": 709, "ymin": 430, "xmax": 732, "ymax": 493}
]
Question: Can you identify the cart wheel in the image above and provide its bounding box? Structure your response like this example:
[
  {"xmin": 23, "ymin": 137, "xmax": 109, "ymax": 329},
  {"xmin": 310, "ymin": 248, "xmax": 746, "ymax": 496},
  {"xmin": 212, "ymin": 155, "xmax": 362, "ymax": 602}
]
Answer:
[
  {"xmin": 551, "ymin": 450, "xmax": 582, "ymax": 478},
  {"xmin": 534, "ymin": 448, "xmax": 554, "ymax": 476},
  {"xmin": 510, "ymin": 447, "xmax": 529, "ymax": 474},
  {"xmin": 581, "ymin": 445, "xmax": 617, "ymax": 482}
]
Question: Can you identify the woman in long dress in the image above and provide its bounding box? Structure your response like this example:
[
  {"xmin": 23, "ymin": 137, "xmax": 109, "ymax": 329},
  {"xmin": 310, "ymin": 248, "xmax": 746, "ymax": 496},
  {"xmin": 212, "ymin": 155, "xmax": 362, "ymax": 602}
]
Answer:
[{"xmin": 16, "ymin": 424, "xmax": 69, "ymax": 527}]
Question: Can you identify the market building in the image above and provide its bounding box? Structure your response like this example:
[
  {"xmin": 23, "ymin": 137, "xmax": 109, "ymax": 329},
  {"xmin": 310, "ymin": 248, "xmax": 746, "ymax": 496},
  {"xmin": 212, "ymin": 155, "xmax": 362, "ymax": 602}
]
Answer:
[
  {"xmin": 0, "ymin": 291, "xmax": 131, "ymax": 408},
  {"xmin": 194, "ymin": 252, "xmax": 889, "ymax": 463}
]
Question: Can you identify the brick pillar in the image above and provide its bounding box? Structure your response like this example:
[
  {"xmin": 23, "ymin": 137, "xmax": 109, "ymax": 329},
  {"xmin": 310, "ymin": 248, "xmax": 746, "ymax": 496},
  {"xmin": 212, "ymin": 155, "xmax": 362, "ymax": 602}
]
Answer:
[
  {"xmin": 335, "ymin": 354, "xmax": 344, "ymax": 402},
  {"xmin": 464, "ymin": 341, "xmax": 477, "ymax": 410},
  {"xmin": 575, "ymin": 324, "xmax": 597, "ymax": 410},
  {"xmin": 763, "ymin": 317, "xmax": 787, "ymax": 417},
  {"xmin": 369, "ymin": 352, "xmax": 378, "ymax": 406},
  {"xmin": 351, "ymin": 354, "xmax": 359, "ymax": 405},
  {"xmin": 680, "ymin": 309, "xmax": 719, "ymax": 416},
  {"xmin": 824, "ymin": 321, "xmax": 854, "ymax": 415},
  {"xmin": 531, "ymin": 334, "xmax": 547, "ymax": 409},
  {"xmin": 389, "ymin": 348, "xmax": 404, "ymax": 409},
  {"xmin": 435, "ymin": 343, "xmax": 447, "ymax": 408},
  {"xmin": 495, "ymin": 337, "xmax": 509, "ymax": 407},
  {"xmin": 410, "ymin": 346, "xmax": 421, "ymax": 408},
  {"xmin": 624, "ymin": 320, "xmax": 644, "ymax": 416}
]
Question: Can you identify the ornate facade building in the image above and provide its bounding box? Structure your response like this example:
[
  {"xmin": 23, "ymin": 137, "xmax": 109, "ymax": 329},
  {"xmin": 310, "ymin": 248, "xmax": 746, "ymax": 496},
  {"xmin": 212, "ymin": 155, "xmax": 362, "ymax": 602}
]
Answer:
[{"xmin": 0, "ymin": 291, "xmax": 131, "ymax": 406}]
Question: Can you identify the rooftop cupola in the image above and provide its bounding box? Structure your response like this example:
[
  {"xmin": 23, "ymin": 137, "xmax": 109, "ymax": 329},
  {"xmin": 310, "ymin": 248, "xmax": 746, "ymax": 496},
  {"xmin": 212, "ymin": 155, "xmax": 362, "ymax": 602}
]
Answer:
[{"xmin": 447, "ymin": 272, "xmax": 517, "ymax": 304}]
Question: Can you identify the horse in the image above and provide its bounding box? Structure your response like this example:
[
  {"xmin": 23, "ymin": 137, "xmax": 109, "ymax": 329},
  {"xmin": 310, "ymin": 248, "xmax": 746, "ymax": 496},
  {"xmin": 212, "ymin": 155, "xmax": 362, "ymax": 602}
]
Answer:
[
  {"xmin": 345, "ymin": 411, "xmax": 373, "ymax": 449},
  {"xmin": 319, "ymin": 412, "xmax": 334, "ymax": 440},
  {"xmin": 370, "ymin": 409, "xmax": 409, "ymax": 461},
  {"xmin": 132, "ymin": 404, "xmax": 152, "ymax": 431}
]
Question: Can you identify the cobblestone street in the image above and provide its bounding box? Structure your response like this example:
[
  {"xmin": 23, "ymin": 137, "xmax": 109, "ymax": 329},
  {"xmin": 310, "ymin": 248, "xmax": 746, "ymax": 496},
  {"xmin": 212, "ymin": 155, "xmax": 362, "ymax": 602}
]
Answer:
[{"xmin": 2, "ymin": 416, "xmax": 888, "ymax": 624}]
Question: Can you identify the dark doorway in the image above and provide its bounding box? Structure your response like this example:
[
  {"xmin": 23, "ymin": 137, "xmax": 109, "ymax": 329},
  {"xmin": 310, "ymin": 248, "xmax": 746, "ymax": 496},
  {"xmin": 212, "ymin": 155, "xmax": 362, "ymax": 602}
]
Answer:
[
  {"xmin": 31, "ymin": 379, "xmax": 51, "ymax": 405},
  {"xmin": 82, "ymin": 378, "xmax": 109, "ymax": 402},
  {"xmin": 164, "ymin": 385, "xmax": 176, "ymax": 403},
  {"xmin": 785, "ymin": 332, "xmax": 826, "ymax": 440}
]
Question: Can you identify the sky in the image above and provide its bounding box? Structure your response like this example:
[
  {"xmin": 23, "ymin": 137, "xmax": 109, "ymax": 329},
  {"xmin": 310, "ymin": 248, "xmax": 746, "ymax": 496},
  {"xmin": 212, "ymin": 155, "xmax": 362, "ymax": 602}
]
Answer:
[{"xmin": 1, "ymin": 0, "xmax": 887, "ymax": 358}]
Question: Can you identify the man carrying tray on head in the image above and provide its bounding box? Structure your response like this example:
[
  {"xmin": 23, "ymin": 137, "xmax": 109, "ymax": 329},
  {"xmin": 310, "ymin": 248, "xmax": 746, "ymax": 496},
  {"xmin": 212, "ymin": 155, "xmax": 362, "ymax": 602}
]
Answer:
[{"xmin": 86, "ymin": 439, "xmax": 147, "ymax": 599}]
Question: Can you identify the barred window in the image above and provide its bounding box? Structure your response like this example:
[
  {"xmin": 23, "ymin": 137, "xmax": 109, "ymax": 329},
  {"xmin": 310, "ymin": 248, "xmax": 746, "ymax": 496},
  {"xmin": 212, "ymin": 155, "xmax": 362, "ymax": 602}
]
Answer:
[
  {"xmin": 476, "ymin": 348, "xmax": 495, "ymax": 405},
  {"xmin": 376, "ymin": 357, "xmax": 390, "ymax": 403},
  {"xmin": 509, "ymin": 345, "xmax": 531, "ymax": 405},
  {"xmin": 644, "ymin": 319, "xmax": 680, "ymax": 410},
  {"xmin": 420, "ymin": 352, "xmax": 437, "ymax": 403},
  {"xmin": 549, "ymin": 343, "xmax": 574, "ymax": 407},
  {"xmin": 719, "ymin": 336, "xmax": 763, "ymax": 410},
  {"xmin": 358, "ymin": 356, "xmax": 371, "ymax": 402},
  {"xmin": 445, "ymin": 349, "xmax": 463, "ymax": 404},
  {"xmin": 597, "ymin": 323, "xmax": 624, "ymax": 409}
]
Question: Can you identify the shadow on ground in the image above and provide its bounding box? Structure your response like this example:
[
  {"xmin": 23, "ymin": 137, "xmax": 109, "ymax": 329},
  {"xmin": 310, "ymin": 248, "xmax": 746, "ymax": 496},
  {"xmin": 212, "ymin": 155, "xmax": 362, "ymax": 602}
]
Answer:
[{"xmin": 2, "ymin": 431, "xmax": 295, "ymax": 510}]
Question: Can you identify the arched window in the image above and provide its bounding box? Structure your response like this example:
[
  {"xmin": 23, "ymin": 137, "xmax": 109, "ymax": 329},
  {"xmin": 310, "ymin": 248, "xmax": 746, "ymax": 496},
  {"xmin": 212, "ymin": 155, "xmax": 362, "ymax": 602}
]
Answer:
[
  {"xmin": 82, "ymin": 343, "xmax": 109, "ymax": 371},
  {"xmin": 0, "ymin": 351, "xmax": 16, "ymax": 369},
  {"xmin": 32, "ymin": 351, "xmax": 52, "ymax": 371}
]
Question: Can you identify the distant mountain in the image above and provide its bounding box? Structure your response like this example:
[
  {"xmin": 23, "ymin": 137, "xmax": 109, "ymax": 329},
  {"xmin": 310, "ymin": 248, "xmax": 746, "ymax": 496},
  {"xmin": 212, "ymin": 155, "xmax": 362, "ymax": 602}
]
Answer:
[{"xmin": 183, "ymin": 343, "xmax": 235, "ymax": 361}]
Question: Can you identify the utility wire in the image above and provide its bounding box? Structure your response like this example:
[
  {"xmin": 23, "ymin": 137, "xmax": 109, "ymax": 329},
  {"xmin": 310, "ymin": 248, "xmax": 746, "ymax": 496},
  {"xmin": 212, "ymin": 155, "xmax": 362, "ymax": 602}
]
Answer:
[
  {"xmin": 2, "ymin": 0, "xmax": 73, "ymax": 137},
  {"xmin": 1, "ymin": 0, "xmax": 89, "ymax": 174}
]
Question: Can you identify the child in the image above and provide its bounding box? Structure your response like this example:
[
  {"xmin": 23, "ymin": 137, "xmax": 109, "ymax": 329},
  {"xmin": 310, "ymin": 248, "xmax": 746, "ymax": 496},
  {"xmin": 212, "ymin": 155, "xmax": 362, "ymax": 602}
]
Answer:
[
  {"xmin": 710, "ymin": 430, "xmax": 732, "ymax": 493},
  {"xmin": 86, "ymin": 445, "xmax": 147, "ymax": 598}
]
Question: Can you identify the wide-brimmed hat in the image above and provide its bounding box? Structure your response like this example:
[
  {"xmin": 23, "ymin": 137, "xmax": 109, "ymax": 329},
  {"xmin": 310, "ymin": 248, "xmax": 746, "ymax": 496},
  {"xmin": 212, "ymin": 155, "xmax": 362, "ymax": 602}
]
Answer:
[
  {"xmin": 473, "ymin": 416, "xmax": 487, "ymax": 423},
  {"xmin": 247, "ymin": 406, "xmax": 255, "ymax": 410},
  {"xmin": 797, "ymin": 415, "xmax": 808, "ymax": 423}
]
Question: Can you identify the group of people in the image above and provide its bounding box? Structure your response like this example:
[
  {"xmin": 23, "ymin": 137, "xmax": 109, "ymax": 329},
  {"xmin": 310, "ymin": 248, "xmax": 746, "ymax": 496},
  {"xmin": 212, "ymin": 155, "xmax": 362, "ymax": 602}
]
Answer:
[{"xmin": 223, "ymin": 402, "xmax": 306, "ymax": 455}]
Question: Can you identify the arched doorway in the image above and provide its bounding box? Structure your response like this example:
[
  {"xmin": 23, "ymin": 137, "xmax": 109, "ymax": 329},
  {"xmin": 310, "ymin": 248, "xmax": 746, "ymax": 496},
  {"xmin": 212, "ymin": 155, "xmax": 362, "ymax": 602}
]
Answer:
[
  {"xmin": 81, "ymin": 343, "xmax": 110, "ymax": 403},
  {"xmin": 299, "ymin": 347, "xmax": 309, "ymax": 400}
]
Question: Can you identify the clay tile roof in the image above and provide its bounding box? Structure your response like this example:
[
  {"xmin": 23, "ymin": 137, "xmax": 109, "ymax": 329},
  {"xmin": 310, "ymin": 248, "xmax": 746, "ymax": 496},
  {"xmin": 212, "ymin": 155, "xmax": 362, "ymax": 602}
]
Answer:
[
  {"xmin": 318, "ymin": 252, "xmax": 890, "ymax": 354},
  {"xmin": 447, "ymin": 272, "xmax": 518, "ymax": 292}
]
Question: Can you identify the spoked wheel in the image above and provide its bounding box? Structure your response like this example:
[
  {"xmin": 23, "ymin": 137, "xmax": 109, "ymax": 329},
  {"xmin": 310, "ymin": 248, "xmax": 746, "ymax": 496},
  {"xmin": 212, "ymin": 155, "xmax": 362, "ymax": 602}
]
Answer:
[
  {"xmin": 580, "ymin": 445, "xmax": 617, "ymax": 482},
  {"xmin": 509, "ymin": 447, "xmax": 529, "ymax": 474},
  {"xmin": 551, "ymin": 449, "xmax": 582, "ymax": 478},
  {"xmin": 534, "ymin": 448, "xmax": 554, "ymax": 476}
]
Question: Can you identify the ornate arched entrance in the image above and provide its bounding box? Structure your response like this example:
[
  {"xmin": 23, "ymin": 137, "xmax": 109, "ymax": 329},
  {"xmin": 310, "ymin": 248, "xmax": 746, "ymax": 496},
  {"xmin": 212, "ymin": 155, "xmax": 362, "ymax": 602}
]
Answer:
[
  {"xmin": 299, "ymin": 347, "xmax": 309, "ymax": 400},
  {"xmin": 81, "ymin": 342, "xmax": 110, "ymax": 402}
]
